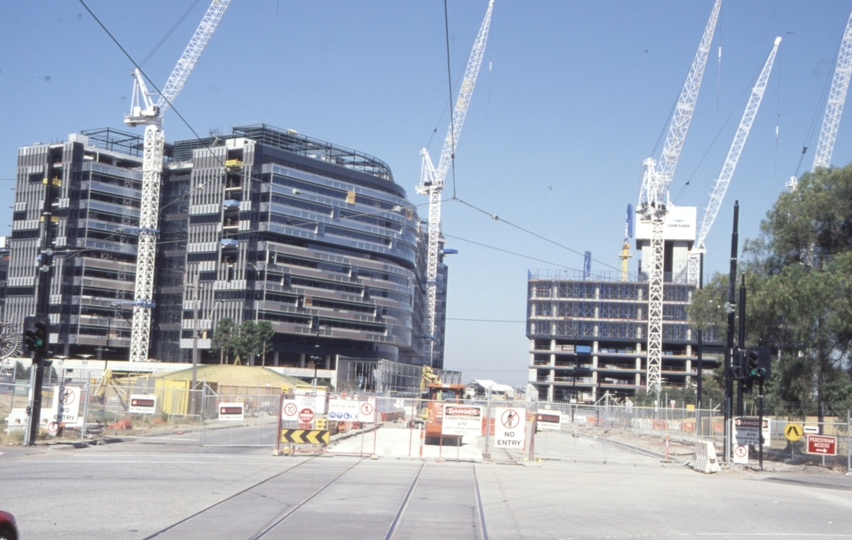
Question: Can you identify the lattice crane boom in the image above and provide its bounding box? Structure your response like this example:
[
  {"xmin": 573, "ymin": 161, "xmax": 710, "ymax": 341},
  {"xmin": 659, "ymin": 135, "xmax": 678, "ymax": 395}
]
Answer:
[
  {"xmin": 687, "ymin": 37, "xmax": 781, "ymax": 286},
  {"xmin": 639, "ymin": 0, "xmax": 721, "ymax": 393},
  {"xmin": 416, "ymin": 0, "xmax": 494, "ymax": 365},
  {"xmin": 125, "ymin": 0, "xmax": 231, "ymax": 362},
  {"xmin": 638, "ymin": 0, "xmax": 721, "ymax": 211},
  {"xmin": 813, "ymin": 7, "xmax": 852, "ymax": 171}
]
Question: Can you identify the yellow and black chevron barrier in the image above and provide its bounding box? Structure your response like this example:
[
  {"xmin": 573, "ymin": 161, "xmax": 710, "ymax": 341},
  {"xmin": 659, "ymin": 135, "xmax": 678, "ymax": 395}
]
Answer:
[{"xmin": 281, "ymin": 429, "xmax": 329, "ymax": 445}]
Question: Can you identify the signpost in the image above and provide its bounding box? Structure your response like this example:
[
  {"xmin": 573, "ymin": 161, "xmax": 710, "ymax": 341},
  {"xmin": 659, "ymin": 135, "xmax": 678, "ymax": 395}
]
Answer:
[
  {"xmin": 733, "ymin": 417, "xmax": 770, "ymax": 446},
  {"xmin": 784, "ymin": 423, "xmax": 803, "ymax": 442},
  {"xmin": 51, "ymin": 386, "xmax": 80, "ymax": 424},
  {"xmin": 494, "ymin": 407, "xmax": 525, "ymax": 448},
  {"xmin": 281, "ymin": 400, "xmax": 299, "ymax": 422},
  {"xmin": 128, "ymin": 394, "xmax": 157, "ymax": 415},
  {"xmin": 441, "ymin": 405, "xmax": 483, "ymax": 437},
  {"xmin": 535, "ymin": 410, "xmax": 562, "ymax": 432},
  {"xmin": 218, "ymin": 402, "xmax": 244, "ymax": 421},
  {"xmin": 806, "ymin": 435, "xmax": 837, "ymax": 456}
]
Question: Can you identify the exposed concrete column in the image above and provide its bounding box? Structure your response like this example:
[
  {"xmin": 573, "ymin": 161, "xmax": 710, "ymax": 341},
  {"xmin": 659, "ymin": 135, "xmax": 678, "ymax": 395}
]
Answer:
[
  {"xmin": 299, "ymin": 353, "xmax": 305, "ymax": 368},
  {"xmin": 273, "ymin": 351, "xmax": 279, "ymax": 366}
]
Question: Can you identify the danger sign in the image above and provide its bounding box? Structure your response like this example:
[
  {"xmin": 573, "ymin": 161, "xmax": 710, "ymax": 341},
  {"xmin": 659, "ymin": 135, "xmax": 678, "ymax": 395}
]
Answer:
[
  {"xmin": 218, "ymin": 402, "xmax": 244, "ymax": 421},
  {"xmin": 442, "ymin": 404, "xmax": 482, "ymax": 436},
  {"xmin": 129, "ymin": 394, "xmax": 157, "ymax": 414},
  {"xmin": 536, "ymin": 410, "xmax": 562, "ymax": 431},
  {"xmin": 494, "ymin": 407, "xmax": 525, "ymax": 448}
]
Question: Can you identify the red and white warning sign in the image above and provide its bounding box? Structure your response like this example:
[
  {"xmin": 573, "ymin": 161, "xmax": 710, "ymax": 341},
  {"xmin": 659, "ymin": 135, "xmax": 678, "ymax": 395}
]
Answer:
[
  {"xmin": 358, "ymin": 398, "xmax": 376, "ymax": 423},
  {"xmin": 494, "ymin": 407, "xmax": 525, "ymax": 448},
  {"xmin": 441, "ymin": 405, "xmax": 482, "ymax": 436},
  {"xmin": 807, "ymin": 434, "xmax": 837, "ymax": 455},
  {"xmin": 535, "ymin": 410, "xmax": 562, "ymax": 432},
  {"xmin": 298, "ymin": 407, "xmax": 315, "ymax": 424},
  {"xmin": 218, "ymin": 402, "xmax": 244, "ymax": 422},
  {"xmin": 129, "ymin": 394, "xmax": 157, "ymax": 414},
  {"xmin": 281, "ymin": 400, "xmax": 299, "ymax": 421},
  {"xmin": 733, "ymin": 444, "xmax": 749, "ymax": 464}
]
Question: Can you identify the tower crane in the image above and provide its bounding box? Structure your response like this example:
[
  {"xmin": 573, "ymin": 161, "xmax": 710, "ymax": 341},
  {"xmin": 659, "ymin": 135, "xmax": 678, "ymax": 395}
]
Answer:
[
  {"xmin": 813, "ymin": 7, "xmax": 852, "ymax": 171},
  {"xmin": 417, "ymin": 0, "xmax": 494, "ymax": 365},
  {"xmin": 687, "ymin": 37, "xmax": 782, "ymax": 287},
  {"xmin": 619, "ymin": 204, "xmax": 633, "ymax": 282},
  {"xmin": 124, "ymin": 0, "xmax": 231, "ymax": 362},
  {"xmin": 637, "ymin": 0, "xmax": 720, "ymax": 392}
]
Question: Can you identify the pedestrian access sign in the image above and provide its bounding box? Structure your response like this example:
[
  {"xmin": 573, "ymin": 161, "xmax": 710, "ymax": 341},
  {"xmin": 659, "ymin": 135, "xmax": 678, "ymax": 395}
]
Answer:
[
  {"xmin": 806, "ymin": 434, "xmax": 837, "ymax": 455},
  {"xmin": 494, "ymin": 407, "xmax": 525, "ymax": 448}
]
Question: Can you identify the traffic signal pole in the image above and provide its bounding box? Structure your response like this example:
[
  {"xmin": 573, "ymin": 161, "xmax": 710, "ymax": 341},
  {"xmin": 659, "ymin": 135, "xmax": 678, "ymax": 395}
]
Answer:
[
  {"xmin": 24, "ymin": 166, "xmax": 58, "ymax": 446},
  {"xmin": 723, "ymin": 201, "xmax": 740, "ymax": 464}
]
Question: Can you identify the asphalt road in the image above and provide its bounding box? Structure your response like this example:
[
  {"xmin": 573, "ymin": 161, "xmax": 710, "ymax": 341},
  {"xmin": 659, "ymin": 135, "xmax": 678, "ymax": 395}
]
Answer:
[{"xmin": 2, "ymin": 433, "xmax": 852, "ymax": 539}]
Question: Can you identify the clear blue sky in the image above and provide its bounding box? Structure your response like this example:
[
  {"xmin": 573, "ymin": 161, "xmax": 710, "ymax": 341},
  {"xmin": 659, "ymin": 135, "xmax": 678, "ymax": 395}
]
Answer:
[{"xmin": 2, "ymin": 1, "xmax": 851, "ymax": 387}]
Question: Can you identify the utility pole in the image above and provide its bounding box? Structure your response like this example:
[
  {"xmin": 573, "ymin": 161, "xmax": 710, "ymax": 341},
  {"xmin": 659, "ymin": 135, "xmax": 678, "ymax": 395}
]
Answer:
[
  {"xmin": 723, "ymin": 201, "xmax": 740, "ymax": 463},
  {"xmin": 191, "ymin": 273, "xmax": 200, "ymax": 415},
  {"xmin": 24, "ymin": 166, "xmax": 59, "ymax": 446}
]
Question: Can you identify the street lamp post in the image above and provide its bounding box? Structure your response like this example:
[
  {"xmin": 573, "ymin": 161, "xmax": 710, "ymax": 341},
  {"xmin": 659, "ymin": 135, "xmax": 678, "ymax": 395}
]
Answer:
[{"xmin": 246, "ymin": 261, "xmax": 266, "ymax": 365}]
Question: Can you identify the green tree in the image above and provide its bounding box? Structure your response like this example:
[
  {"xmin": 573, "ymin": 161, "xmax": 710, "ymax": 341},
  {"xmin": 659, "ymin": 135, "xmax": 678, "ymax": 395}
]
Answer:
[
  {"xmin": 255, "ymin": 321, "xmax": 274, "ymax": 366},
  {"xmin": 743, "ymin": 164, "xmax": 852, "ymax": 416},
  {"xmin": 234, "ymin": 320, "xmax": 257, "ymax": 363},
  {"xmin": 212, "ymin": 317, "xmax": 237, "ymax": 364}
]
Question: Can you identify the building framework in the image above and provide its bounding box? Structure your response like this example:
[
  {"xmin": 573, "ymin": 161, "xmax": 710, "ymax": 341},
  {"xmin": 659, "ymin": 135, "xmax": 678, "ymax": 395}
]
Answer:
[{"xmin": 526, "ymin": 269, "xmax": 720, "ymax": 403}]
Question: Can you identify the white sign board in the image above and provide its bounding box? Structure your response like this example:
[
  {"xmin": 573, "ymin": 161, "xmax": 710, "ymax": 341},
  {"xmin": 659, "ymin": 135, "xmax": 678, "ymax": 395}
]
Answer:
[
  {"xmin": 494, "ymin": 407, "xmax": 525, "ymax": 448},
  {"xmin": 733, "ymin": 445, "xmax": 749, "ymax": 464},
  {"xmin": 441, "ymin": 404, "xmax": 483, "ymax": 437},
  {"xmin": 294, "ymin": 387, "xmax": 327, "ymax": 414},
  {"xmin": 128, "ymin": 394, "xmax": 157, "ymax": 414},
  {"xmin": 536, "ymin": 410, "xmax": 562, "ymax": 431},
  {"xmin": 358, "ymin": 398, "xmax": 376, "ymax": 423},
  {"xmin": 281, "ymin": 400, "xmax": 299, "ymax": 421},
  {"xmin": 218, "ymin": 402, "xmax": 244, "ymax": 422},
  {"xmin": 328, "ymin": 399, "xmax": 360, "ymax": 421},
  {"xmin": 733, "ymin": 417, "xmax": 771, "ymax": 445},
  {"xmin": 51, "ymin": 386, "xmax": 80, "ymax": 423}
]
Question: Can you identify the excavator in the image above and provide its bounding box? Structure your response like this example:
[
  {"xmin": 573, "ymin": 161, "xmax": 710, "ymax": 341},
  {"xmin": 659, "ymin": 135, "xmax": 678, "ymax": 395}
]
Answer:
[
  {"xmin": 418, "ymin": 366, "xmax": 467, "ymax": 445},
  {"xmin": 90, "ymin": 369, "xmax": 127, "ymax": 409}
]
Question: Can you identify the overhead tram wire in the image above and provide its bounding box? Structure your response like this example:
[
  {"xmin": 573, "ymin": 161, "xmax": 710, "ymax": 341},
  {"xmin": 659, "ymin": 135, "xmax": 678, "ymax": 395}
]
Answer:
[
  {"xmin": 671, "ymin": 66, "xmax": 762, "ymax": 205},
  {"xmin": 79, "ymin": 0, "xmax": 236, "ymax": 216},
  {"xmin": 443, "ymin": 233, "xmax": 579, "ymax": 271},
  {"xmin": 449, "ymin": 198, "xmax": 632, "ymax": 278},
  {"xmin": 443, "ymin": 0, "xmax": 459, "ymax": 199},
  {"xmin": 139, "ymin": 0, "xmax": 203, "ymax": 68}
]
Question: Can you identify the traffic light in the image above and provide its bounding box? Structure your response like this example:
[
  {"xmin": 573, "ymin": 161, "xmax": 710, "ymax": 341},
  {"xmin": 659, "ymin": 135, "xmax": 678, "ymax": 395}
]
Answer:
[
  {"xmin": 732, "ymin": 349, "xmax": 745, "ymax": 380},
  {"xmin": 744, "ymin": 346, "xmax": 771, "ymax": 382},
  {"xmin": 23, "ymin": 315, "xmax": 49, "ymax": 357}
]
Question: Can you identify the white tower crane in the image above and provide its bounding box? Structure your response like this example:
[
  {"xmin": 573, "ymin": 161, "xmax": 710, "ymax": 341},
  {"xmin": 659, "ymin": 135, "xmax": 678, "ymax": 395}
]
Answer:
[
  {"xmin": 687, "ymin": 37, "xmax": 782, "ymax": 287},
  {"xmin": 638, "ymin": 0, "xmax": 721, "ymax": 392},
  {"xmin": 417, "ymin": 0, "xmax": 494, "ymax": 365},
  {"xmin": 125, "ymin": 0, "xmax": 231, "ymax": 362},
  {"xmin": 813, "ymin": 7, "xmax": 852, "ymax": 171}
]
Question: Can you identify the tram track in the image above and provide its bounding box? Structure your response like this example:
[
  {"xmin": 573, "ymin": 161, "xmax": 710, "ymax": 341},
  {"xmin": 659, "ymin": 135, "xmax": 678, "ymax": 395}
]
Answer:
[{"xmin": 146, "ymin": 457, "xmax": 487, "ymax": 540}]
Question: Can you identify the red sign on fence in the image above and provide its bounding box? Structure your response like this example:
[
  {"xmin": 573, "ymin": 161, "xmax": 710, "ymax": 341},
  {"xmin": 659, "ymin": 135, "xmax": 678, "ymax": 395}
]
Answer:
[{"xmin": 806, "ymin": 434, "xmax": 837, "ymax": 455}]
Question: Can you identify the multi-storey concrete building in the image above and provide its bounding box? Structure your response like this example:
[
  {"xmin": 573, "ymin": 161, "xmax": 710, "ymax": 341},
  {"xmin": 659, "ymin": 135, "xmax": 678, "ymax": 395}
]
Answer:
[
  {"xmin": 526, "ymin": 269, "xmax": 719, "ymax": 402},
  {"xmin": 5, "ymin": 125, "xmax": 448, "ymax": 371}
]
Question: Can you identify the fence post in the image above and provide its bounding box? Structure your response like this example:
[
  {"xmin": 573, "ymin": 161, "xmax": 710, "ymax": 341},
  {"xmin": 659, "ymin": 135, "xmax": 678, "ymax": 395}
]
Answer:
[{"xmin": 847, "ymin": 410, "xmax": 850, "ymax": 474}]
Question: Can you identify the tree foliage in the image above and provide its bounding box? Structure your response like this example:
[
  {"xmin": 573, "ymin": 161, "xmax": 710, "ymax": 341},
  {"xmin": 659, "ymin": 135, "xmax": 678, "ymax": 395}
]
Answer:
[
  {"xmin": 211, "ymin": 318, "xmax": 276, "ymax": 366},
  {"xmin": 742, "ymin": 164, "xmax": 852, "ymax": 414}
]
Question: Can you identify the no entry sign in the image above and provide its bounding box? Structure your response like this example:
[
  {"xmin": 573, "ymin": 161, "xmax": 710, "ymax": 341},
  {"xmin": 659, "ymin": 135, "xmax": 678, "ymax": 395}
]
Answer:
[{"xmin": 494, "ymin": 407, "xmax": 525, "ymax": 448}]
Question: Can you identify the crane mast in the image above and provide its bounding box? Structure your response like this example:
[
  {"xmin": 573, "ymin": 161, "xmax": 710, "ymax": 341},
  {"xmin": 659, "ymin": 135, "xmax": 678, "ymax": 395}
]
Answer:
[
  {"xmin": 813, "ymin": 7, "xmax": 852, "ymax": 171},
  {"xmin": 417, "ymin": 0, "xmax": 494, "ymax": 365},
  {"xmin": 125, "ymin": 0, "xmax": 231, "ymax": 362},
  {"xmin": 638, "ymin": 0, "xmax": 720, "ymax": 393},
  {"xmin": 687, "ymin": 37, "xmax": 781, "ymax": 287}
]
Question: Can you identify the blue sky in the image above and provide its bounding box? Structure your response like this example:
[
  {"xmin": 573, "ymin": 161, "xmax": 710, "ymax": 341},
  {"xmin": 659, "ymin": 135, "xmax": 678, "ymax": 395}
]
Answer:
[{"xmin": 2, "ymin": 1, "xmax": 851, "ymax": 387}]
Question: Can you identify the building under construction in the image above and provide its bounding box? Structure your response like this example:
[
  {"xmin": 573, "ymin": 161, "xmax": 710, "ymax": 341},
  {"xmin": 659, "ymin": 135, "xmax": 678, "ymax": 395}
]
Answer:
[
  {"xmin": 526, "ymin": 265, "xmax": 721, "ymax": 403},
  {"xmin": 5, "ymin": 124, "xmax": 449, "ymax": 371}
]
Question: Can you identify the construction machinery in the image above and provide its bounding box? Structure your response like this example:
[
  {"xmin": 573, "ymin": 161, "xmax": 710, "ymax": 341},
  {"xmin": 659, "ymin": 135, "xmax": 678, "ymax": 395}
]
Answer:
[
  {"xmin": 619, "ymin": 204, "xmax": 633, "ymax": 282},
  {"xmin": 636, "ymin": 0, "xmax": 721, "ymax": 392},
  {"xmin": 686, "ymin": 37, "xmax": 782, "ymax": 287},
  {"xmin": 417, "ymin": 366, "xmax": 466, "ymax": 445},
  {"xmin": 417, "ymin": 0, "xmax": 494, "ymax": 365},
  {"xmin": 124, "ymin": 0, "xmax": 231, "ymax": 362},
  {"xmin": 813, "ymin": 7, "xmax": 852, "ymax": 172}
]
